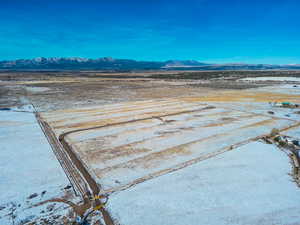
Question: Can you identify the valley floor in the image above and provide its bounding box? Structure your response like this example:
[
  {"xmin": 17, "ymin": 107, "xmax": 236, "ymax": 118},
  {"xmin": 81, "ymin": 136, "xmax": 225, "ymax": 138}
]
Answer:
[{"xmin": 0, "ymin": 71, "xmax": 300, "ymax": 224}]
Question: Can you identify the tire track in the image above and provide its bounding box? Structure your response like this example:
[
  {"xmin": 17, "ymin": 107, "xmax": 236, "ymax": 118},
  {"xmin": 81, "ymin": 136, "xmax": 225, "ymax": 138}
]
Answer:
[
  {"xmin": 36, "ymin": 113, "xmax": 115, "ymax": 225},
  {"xmin": 38, "ymin": 101, "xmax": 300, "ymax": 225}
]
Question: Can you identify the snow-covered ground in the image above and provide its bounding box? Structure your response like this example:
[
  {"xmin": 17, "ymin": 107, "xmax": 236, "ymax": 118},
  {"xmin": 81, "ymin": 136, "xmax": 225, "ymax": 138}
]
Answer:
[
  {"xmin": 42, "ymin": 90, "xmax": 299, "ymax": 192},
  {"xmin": 283, "ymin": 126, "xmax": 300, "ymax": 139},
  {"xmin": 108, "ymin": 141, "xmax": 300, "ymax": 225},
  {"xmin": 214, "ymin": 101, "xmax": 300, "ymax": 121},
  {"xmin": 24, "ymin": 86, "xmax": 51, "ymax": 93},
  {"xmin": 36, "ymin": 84, "xmax": 300, "ymax": 224},
  {"xmin": 240, "ymin": 77, "xmax": 300, "ymax": 82},
  {"xmin": 259, "ymin": 84, "xmax": 300, "ymax": 94},
  {"xmin": 210, "ymin": 84, "xmax": 300, "ymax": 121},
  {"xmin": 0, "ymin": 110, "xmax": 69, "ymax": 224}
]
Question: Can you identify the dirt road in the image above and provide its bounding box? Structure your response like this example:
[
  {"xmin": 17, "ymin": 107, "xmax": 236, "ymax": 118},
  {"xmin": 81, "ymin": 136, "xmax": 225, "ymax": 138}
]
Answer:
[{"xmin": 36, "ymin": 113, "xmax": 115, "ymax": 225}]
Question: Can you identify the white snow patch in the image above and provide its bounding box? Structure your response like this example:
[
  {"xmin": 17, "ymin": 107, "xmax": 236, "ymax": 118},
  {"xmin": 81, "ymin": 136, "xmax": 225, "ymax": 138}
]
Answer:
[
  {"xmin": 241, "ymin": 77, "xmax": 300, "ymax": 82},
  {"xmin": 255, "ymin": 84, "xmax": 300, "ymax": 96},
  {"xmin": 282, "ymin": 126, "xmax": 300, "ymax": 139},
  {"xmin": 108, "ymin": 141, "xmax": 300, "ymax": 225},
  {"xmin": 0, "ymin": 110, "xmax": 69, "ymax": 224},
  {"xmin": 24, "ymin": 86, "xmax": 51, "ymax": 93}
]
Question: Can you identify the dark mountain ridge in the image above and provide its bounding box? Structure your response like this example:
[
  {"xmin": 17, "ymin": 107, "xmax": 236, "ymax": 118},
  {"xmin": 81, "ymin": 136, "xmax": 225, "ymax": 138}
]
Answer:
[{"xmin": 1, "ymin": 57, "xmax": 300, "ymax": 70}]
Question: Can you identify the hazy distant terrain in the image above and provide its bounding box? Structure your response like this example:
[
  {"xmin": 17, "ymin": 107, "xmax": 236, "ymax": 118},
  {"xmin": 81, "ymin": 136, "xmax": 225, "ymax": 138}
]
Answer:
[{"xmin": 1, "ymin": 57, "xmax": 300, "ymax": 70}]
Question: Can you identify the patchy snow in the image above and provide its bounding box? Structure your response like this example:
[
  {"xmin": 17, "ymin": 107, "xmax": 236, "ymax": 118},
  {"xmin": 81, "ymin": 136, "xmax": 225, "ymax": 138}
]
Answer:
[
  {"xmin": 108, "ymin": 141, "xmax": 300, "ymax": 225},
  {"xmin": 10, "ymin": 104, "xmax": 35, "ymax": 112},
  {"xmin": 241, "ymin": 77, "xmax": 300, "ymax": 82},
  {"xmin": 24, "ymin": 86, "xmax": 51, "ymax": 93},
  {"xmin": 0, "ymin": 110, "xmax": 69, "ymax": 224},
  {"xmin": 47, "ymin": 101, "xmax": 207, "ymax": 132},
  {"xmin": 93, "ymin": 115, "xmax": 292, "ymax": 190},
  {"xmin": 42, "ymin": 96, "xmax": 297, "ymax": 191},
  {"xmin": 282, "ymin": 126, "xmax": 300, "ymax": 139},
  {"xmin": 69, "ymin": 107, "xmax": 226, "ymax": 142},
  {"xmin": 212, "ymin": 101, "xmax": 300, "ymax": 121},
  {"xmin": 64, "ymin": 101, "xmax": 293, "ymax": 191},
  {"xmin": 252, "ymin": 84, "xmax": 300, "ymax": 96},
  {"xmin": 261, "ymin": 84, "xmax": 300, "ymax": 93}
]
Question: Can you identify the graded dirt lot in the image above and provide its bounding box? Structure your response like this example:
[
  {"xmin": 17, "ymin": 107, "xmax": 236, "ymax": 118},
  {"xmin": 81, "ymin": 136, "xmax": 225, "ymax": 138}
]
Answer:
[
  {"xmin": 41, "ymin": 96, "xmax": 299, "ymax": 190},
  {"xmin": 1, "ymin": 70, "xmax": 300, "ymax": 225},
  {"xmin": 39, "ymin": 84, "xmax": 300, "ymax": 193}
]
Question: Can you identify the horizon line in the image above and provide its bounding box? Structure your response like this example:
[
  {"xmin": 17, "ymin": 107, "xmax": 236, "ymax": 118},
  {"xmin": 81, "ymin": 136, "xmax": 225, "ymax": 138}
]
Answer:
[{"xmin": 0, "ymin": 56, "xmax": 299, "ymax": 66}]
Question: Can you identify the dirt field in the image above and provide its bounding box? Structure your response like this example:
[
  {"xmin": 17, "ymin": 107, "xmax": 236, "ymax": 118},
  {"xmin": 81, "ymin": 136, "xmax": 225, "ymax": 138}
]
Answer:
[
  {"xmin": 1, "ymin": 70, "xmax": 300, "ymax": 225},
  {"xmin": 39, "ymin": 79, "xmax": 300, "ymax": 192},
  {"xmin": 2, "ymin": 70, "xmax": 297, "ymax": 111}
]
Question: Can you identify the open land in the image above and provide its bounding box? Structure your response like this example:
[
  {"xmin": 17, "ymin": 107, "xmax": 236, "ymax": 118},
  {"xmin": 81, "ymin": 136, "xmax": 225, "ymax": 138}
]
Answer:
[{"xmin": 1, "ymin": 70, "xmax": 300, "ymax": 224}]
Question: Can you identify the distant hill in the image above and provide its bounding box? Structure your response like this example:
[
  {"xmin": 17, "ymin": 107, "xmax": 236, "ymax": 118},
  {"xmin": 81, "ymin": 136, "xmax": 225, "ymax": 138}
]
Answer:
[
  {"xmin": 0, "ymin": 57, "xmax": 300, "ymax": 70},
  {"xmin": 163, "ymin": 60, "xmax": 211, "ymax": 68}
]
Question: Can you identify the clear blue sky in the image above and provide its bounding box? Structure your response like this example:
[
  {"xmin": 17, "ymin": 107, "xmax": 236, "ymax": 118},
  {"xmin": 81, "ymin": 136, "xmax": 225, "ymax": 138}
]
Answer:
[{"xmin": 1, "ymin": 0, "xmax": 300, "ymax": 64}]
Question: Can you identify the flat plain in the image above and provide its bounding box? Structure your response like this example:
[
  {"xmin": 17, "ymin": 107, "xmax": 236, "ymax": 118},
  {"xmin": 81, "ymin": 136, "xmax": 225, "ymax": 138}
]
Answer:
[{"xmin": 1, "ymin": 70, "xmax": 300, "ymax": 225}]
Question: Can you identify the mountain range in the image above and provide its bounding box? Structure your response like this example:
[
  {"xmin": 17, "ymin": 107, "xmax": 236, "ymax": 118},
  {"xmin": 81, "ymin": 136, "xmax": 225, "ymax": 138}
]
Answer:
[{"xmin": 0, "ymin": 57, "xmax": 300, "ymax": 70}]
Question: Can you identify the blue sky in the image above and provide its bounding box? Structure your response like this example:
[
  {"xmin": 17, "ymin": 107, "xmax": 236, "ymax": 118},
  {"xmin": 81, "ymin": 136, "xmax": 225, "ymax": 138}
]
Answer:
[{"xmin": 1, "ymin": 0, "xmax": 300, "ymax": 64}]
